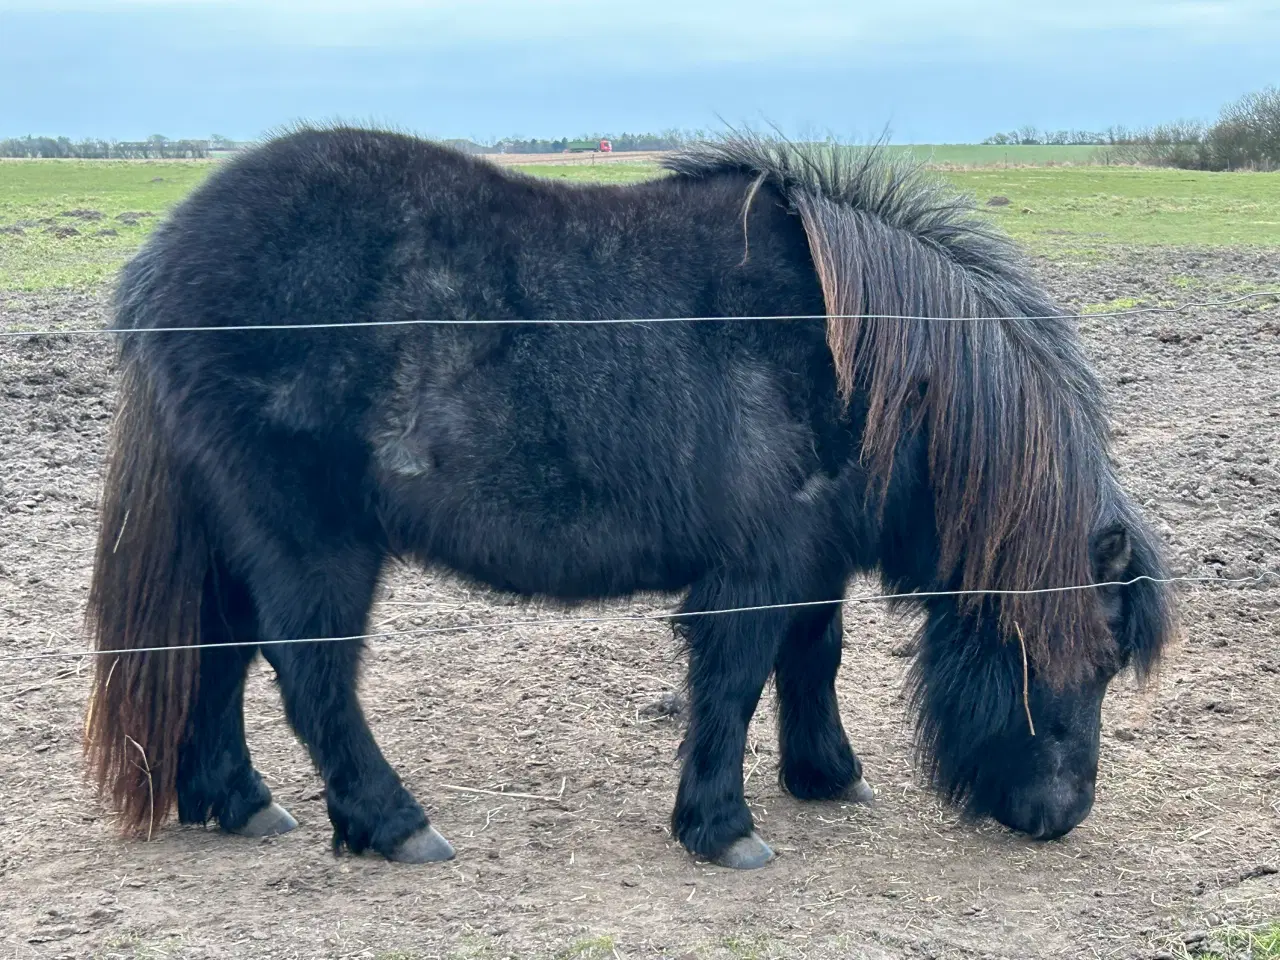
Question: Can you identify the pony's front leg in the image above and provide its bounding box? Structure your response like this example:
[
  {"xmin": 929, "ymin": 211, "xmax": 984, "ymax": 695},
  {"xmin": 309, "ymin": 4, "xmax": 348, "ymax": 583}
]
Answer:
[
  {"xmin": 252, "ymin": 545, "xmax": 453, "ymax": 864},
  {"xmin": 775, "ymin": 605, "xmax": 874, "ymax": 804},
  {"xmin": 671, "ymin": 577, "xmax": 788, "ymax": 869}
]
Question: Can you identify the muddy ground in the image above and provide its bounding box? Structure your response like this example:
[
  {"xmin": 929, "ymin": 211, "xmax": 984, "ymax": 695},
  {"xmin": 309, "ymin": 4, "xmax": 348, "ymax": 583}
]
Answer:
[{"xmin": 1, "ymin": 247, "xmax": 1278, "ymax": 960}]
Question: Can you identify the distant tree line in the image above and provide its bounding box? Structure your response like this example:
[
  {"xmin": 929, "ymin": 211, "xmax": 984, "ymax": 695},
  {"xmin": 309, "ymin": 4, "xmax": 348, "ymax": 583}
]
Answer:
[
  {"xmin": 0, "ymin": 134, "xmax": 224, "ymax": 159},
  {"xmin": 982, "ymin": 126, "xmax": 1127, "ymax": 146},
  {"xmin": 986, "ymin": 85, "xmax": 1280, "ymax": 170},
  {"xmin": 0, "ymin": 130, "xmax": 689, "ymax": 158},
  {"xmin": 487, "ymin": 131, "xmax": 690, "ymax": 154}
]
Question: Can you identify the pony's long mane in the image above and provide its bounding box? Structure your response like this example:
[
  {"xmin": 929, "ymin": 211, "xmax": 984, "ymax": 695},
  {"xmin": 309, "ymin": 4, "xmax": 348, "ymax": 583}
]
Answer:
[{"xmin": 664, "ymin": 135, "xmax": 1117, "ymax": 686}]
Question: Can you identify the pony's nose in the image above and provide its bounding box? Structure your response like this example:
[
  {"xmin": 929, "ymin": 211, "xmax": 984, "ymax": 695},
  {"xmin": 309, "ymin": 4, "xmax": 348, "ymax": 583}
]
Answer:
[{"xmin": 1002, "ymin": 779, "xmax": 1095, "ymax": 841}]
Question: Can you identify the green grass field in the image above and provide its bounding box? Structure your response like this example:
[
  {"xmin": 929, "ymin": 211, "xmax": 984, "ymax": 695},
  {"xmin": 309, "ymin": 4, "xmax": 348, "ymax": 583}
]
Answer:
[
  {"xmin": 952, "ymin": 165, "xmax": 1280, "ymax": 252},
  {"xmin": 518, "ymin": 161, "xmax": 1280, "ymax": 253},
  {"xmin": 0, "ymin": 159, "xmax": 213, "ymax": 290},
  {"xmin": 515, "ymin": 162, "xmax": 661, "ymax": 185},
  {"xmin": 2, "ymin": 152, "xmax": 1279, "ymax": 291},
  {"xmin": 891, "ymin": 143, "xmax": 1116, "ymax": 167}
]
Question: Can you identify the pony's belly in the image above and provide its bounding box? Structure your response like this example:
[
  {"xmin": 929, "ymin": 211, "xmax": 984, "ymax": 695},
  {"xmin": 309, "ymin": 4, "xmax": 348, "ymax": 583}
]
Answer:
[
  {"xmin": 379, "ymin": 472, "xmax": 707, "ymax": 600},
  {"xmin": 416, "ymin": 505, "xmax": 702, "ymax": 599}
]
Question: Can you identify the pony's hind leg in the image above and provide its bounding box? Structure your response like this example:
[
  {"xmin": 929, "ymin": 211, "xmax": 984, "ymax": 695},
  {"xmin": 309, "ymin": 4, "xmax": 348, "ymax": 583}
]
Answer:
[
  {"xmin": 253, "ymin": 543, "xmax": 453, "ymax": 864},
  {"xmin": 774, "ymin": 606, "xmax": 874, "ymax": 804},
  {"xmin": 177, "ymin": 568, "xmax": 296, "ymax": 837}
]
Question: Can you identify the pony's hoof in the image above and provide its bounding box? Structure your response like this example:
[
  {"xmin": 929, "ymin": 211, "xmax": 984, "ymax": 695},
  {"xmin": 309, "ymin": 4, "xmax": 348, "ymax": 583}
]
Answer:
[
  {"xmin": 711, "ymin": 832, "xmax": 775, "ymax": 870},
  {"xmin": 232, "ymin": 802, "xmax": 298, "ymax": 838},
  {"xmin": 842, "ymin": 777, "xmax": 876, "ymax": 805},
  {"xmin": 389, "ymin": 826, "xmax": 456, "ymax": 863}
]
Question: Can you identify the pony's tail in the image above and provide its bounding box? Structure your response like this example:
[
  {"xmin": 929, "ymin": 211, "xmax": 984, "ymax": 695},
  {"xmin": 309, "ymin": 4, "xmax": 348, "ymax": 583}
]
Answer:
[{"xmin": 84, "ymin": 355, "xmax": 204, "ymax": 838}]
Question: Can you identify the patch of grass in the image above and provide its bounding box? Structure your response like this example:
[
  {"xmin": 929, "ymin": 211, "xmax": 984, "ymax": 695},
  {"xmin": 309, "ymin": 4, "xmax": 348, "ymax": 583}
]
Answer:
[
  {"xmin": 1171, "ymin": 922, "xmax": 1280, "ymax": 959},
  {"xmin": 92, "ymin": 933, "xmax": 186, "ymax": 959},
  {"xmin": 445, "ymin": 936, "xmax": 501, "ymax": 960},
  {"xmin": 715, "ymin": 934, "xmax": 779, "ymax": 959},
  {"xmin": 513, "ymin": 161, "xmax": 661, "ymax": 185},
  {"xmin": 1217, "ymin": 274, "xmax": 1278, "ymax": 293},
  {"xmin": 1250, "ymin": 925, "xmax": 1280, "ymax": 958},
  {"xmin": 685, "ymin": 933, "xmax": 849, "ymax": 959},
  {"xmin": 376, "ymin": 934, "xmax": 618, "ymax": 960},
  {"xmin": 942, "ymin": 166, "xmax": 1280, "ymax": 254},
  {"xmin": 372, "ymin": 935, "xmax": 500, "ymax": 960},
  {"xmin": 554, "ymin": 934, "xmax": 617, "ymax": 959},
  {"xmin": 0, "ymin": 158, "xmax": 216, "ymax": 291},
  {"xmin": 1080, "ymin": 296, "xmax": 1147, "ymax": 314}
]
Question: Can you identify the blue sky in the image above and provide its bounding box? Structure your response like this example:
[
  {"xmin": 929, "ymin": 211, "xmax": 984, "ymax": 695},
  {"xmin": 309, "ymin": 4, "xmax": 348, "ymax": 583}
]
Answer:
[{"xmin": 1, "ymin": 0, "xmax": 1278, "ymax": 143}]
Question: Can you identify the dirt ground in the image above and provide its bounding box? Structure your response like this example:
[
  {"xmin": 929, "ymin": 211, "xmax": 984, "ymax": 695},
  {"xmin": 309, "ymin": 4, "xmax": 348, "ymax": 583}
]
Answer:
[{"xmin": 1, "ymin": 247, "xmax": 1278, "ymax": 960}]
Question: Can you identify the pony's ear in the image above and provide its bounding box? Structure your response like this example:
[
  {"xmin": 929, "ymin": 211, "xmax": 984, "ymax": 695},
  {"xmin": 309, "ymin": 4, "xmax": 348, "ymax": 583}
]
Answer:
[{"xmin": 1091, "ymin": 522, "xmax": 1131, "ymax": 583}]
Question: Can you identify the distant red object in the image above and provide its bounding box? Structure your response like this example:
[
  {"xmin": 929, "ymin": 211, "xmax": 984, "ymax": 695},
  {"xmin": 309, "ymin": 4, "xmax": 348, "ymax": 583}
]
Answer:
[{"xmin": 565, "ymin": 139, "xmax": 613, "ymax": 154}]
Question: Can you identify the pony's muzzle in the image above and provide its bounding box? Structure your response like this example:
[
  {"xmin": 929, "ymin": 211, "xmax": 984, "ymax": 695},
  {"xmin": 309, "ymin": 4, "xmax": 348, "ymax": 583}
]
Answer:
[{"xmin": 1005, "ymin": 777, "xmax": 1096, "ymax": 841}]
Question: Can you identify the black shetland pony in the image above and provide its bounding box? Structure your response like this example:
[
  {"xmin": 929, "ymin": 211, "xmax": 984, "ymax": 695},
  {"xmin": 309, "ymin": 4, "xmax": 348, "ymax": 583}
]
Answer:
[{"xmin": 85, "ymin": 128, "xmax": 1176, "ymax": 869}]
